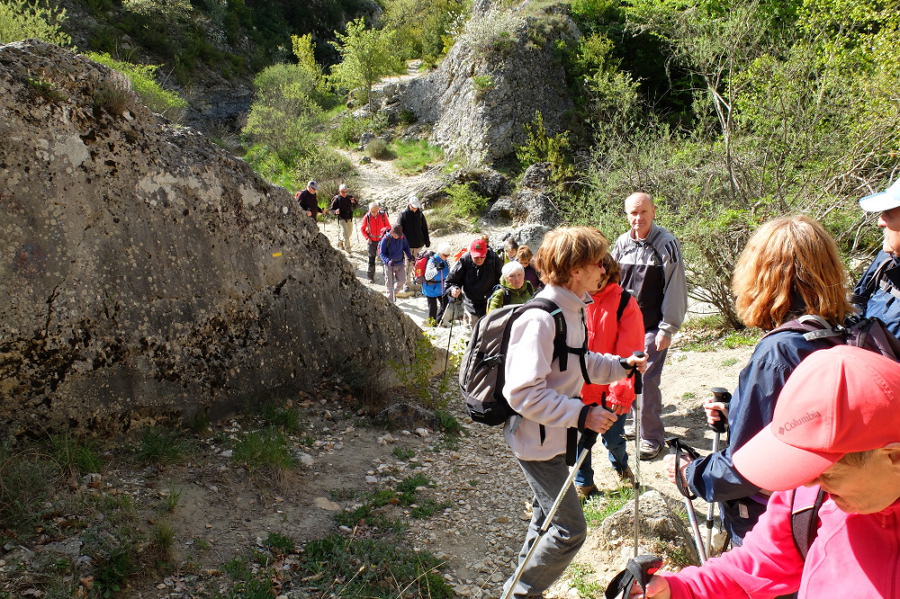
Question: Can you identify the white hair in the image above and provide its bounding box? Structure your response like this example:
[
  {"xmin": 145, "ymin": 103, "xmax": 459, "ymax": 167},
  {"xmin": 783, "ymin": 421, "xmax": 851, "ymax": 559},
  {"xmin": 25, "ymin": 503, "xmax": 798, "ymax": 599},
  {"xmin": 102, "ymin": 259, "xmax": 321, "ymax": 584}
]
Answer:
[
  {"xmin": 339, "ymin": 184, "xmax": 349, "ymax": 191},
  {"xmin": 368, "ymin": 201, "xmax": 378, "ymax": 210},
  {"xmin": 438, "ymin": 242, "xmax": 452, "ymax": 256},
  {"xmin": 502, "ymin": 261, "xmax": 524, "ymax": 278}
]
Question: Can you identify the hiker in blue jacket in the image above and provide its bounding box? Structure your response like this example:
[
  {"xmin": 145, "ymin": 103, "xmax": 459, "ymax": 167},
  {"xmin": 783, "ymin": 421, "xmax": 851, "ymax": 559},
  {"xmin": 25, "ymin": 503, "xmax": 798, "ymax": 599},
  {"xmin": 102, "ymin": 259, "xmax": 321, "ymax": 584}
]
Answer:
[
  {"xmin": 665, "ymin": 216, "xmax": 854, "ymax": 546},
  {"xmin": 851, "ymin": 178, "xmax": 900, "ymax": 337},
  {"xmin": 423, "ymin": 243, "xmax": 452, "ymax": 324},
  {"xmin": 379, "ymin": 224, "xmax": 413, "ymax": 303}
]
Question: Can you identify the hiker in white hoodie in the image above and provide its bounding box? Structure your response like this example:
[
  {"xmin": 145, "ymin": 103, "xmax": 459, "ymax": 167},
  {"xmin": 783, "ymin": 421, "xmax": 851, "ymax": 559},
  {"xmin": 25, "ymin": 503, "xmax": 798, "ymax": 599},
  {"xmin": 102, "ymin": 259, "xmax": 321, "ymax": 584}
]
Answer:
[{"xmin": 502, "ymin": 226, "xmax": 647, "ymax": 598}]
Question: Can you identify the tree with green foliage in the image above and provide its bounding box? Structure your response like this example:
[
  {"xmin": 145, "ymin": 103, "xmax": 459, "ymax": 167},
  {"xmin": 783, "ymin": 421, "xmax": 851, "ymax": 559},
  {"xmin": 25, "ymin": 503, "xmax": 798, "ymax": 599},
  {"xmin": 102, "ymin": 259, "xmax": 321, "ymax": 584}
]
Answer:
[
  {"xmin": 377, "ymin": 0, "xmax": 467, "ymax": 63},
  {"xmin": 329, "ymin": 18, "xmax": 403, "ymax": 109},
  {"xmin": 0, "ymin": 0, "xmax": 71, "ymax": 45},
  {"xmin": 243, "ymin": 63, "xmax": 323, "ymax": 164},
  {"xmin": 565, "ymin": 0, "xmax": 900, "ymax": 329}
]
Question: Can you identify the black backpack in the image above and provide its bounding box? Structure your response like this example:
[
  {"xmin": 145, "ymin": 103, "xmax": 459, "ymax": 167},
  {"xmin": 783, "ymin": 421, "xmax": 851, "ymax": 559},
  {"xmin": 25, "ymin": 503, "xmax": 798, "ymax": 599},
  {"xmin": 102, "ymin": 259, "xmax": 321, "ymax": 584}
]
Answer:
[
  {"xmin": 765, "ymin": 314, "xmax": 900, "ymax": 361},
  {"xmin": 459, "ymin": 297, "xmax": 591, "ymax": 426}
]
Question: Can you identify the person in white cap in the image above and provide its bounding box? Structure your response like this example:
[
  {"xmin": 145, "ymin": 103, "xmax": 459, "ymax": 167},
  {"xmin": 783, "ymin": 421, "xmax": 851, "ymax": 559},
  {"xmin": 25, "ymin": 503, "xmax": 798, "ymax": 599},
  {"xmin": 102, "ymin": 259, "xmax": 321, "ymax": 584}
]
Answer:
[
  {"xmin": 629, "ymin": 345, "xmax": 900, "ymax": 599},
  {"xmin": 397, "ymin": 195, "xmax": 430, "ymax": 295},
  {"xmin": 296, "ymin": 180, "xmax": 322, "ymax": 220},
  {"xmin": 851, "ymin": 179, "xmax": 900, "ymax": 337}
]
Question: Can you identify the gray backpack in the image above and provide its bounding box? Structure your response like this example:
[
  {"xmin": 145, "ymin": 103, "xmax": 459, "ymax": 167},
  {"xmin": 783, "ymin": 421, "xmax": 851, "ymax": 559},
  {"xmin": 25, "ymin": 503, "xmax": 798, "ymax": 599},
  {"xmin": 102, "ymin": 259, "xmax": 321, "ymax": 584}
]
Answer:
[{"xmin": 459, "ymin": 297, "xmax": 591, "ymax": 426}]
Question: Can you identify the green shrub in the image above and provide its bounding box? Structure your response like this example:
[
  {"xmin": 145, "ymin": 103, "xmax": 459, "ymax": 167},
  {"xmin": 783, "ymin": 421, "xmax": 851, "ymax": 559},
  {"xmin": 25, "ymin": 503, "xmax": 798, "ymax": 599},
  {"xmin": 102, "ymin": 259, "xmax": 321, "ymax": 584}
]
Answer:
[
  {"xmin": 0, "ymin": 444, "xmax": 59, "ymax": 533},
  {"xmin": 0, "ymin": 0, "xmax": 71, "ymax": 45},
  {"xmin": 444, "ymin": 183, "xmax": 488, "ymax": 219},
  {"xmin": 391, "ymin": 138, "xmax": 444, "ymax": 174},
  {"xmin": 49, "ymin": 434, "xmax": 104, "ymax": 475},
  {"xmin": 232, "ymin": 428, "xmax": 295, "ymax": 476},
  {"xmin": 92, "ymin": 79, "xmax": 131, "ymax": 115},
  {"xmin": 301, "ymin": 535, "xmax": 452, "ymax": 598},
  {"xmin": 472, "ymin": 74, "xmax": 494, "ymax": 96},
  {"xmin": 331, "ymin": 112, "xmax": 389, "ymax": 147},
  {"xmin": 515, "ymin": 111, "xmax": 575, "ymax": 182},
  {"xmin": 366, "ymin": 138, "xmax": 392, "ymax": 160},
  {"xmin": 87, "ymin": 52, "xmax": 188, "ymax": 121}
]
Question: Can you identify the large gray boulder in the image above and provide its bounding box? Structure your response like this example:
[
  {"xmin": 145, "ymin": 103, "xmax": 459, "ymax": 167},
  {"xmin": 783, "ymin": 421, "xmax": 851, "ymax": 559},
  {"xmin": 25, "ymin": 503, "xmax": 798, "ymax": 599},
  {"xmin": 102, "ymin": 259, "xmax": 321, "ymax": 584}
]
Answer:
[
  {"xmin": 0, "ymin": 41, "xmax": 421, "ymax": 436},
  {"xmin": 400, "ymin": 9, "xmax": 577, "ymax": 165}
]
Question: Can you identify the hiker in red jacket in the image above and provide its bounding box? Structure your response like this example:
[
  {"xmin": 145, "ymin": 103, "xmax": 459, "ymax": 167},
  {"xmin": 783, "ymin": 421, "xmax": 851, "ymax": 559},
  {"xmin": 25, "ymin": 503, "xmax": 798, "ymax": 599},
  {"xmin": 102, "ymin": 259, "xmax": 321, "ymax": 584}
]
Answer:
[
  {"xmin": 575, "ymin": 253, "xmax": 645, "ymax": 499},
  {"xmin": 632, "ymin": 346, "xmax": 900, "ymax": 599},
  {"xmin": 360, "ymin": 201, "xmax": 390, "ymax": 283}
]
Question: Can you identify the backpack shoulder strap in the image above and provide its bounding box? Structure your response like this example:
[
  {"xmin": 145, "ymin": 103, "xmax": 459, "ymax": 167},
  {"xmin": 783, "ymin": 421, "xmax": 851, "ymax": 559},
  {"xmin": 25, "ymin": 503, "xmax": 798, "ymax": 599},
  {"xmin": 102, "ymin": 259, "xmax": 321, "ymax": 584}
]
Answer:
[
  {"xmin": 767, "ymin": 316, "xmax": 844, "ymax": 344},
  {"xmin": 616, "ymin": 289, "xmax": 632, "ymax": 322},
  {"xmin": 519, "ymin": 298, "xmax": 592, "ymax": 385},
  {"xmin": 791, "ymin": 485, "xmax": 827, "ymax": 560}
]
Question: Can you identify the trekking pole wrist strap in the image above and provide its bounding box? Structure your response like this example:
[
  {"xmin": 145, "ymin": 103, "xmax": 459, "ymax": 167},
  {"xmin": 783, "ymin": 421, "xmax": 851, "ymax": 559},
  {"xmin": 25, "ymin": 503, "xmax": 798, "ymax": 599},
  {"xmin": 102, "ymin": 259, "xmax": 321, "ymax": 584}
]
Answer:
[
  {"xmin": 619, "ymin": 358, "xmax": 636, "ymax": 375},
  {"xmin": 578, "ymin": 404, "xmax": 591, "ymax": 431}
]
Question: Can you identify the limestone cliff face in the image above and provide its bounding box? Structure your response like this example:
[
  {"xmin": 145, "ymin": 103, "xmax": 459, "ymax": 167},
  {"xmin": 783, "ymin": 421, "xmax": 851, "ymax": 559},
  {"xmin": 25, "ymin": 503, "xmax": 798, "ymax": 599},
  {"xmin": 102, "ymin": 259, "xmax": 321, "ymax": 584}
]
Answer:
[
  {"xmin": 0, "ymin": 41, "xmax": 420, "ymax": 436},
  {"xmin": 400, "ymin": 9, "xmax": 577, "ymax": 164}
]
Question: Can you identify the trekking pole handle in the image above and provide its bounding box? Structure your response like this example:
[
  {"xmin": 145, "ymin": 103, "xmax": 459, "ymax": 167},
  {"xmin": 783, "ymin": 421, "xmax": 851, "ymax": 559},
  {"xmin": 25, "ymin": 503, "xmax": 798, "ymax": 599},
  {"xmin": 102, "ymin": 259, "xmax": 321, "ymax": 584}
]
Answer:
[
  {"xmin": 709, "ymin": 387, "xmax": 732, "ymax": 434},
  {"xmin": 632, "ymin": 351, "xmax": 646, "ymax": 395}
]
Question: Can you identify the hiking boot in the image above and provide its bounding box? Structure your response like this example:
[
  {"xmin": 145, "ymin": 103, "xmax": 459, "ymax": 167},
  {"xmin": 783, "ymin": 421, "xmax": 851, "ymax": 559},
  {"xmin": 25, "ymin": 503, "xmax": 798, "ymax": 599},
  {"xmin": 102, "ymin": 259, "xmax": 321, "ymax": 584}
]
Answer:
[
  {"xmin": 576, "ymin": 484, "xmax": 599, "ymax": 500},
  {"xmin": 639, "ymin": 440, "xmax": 662, "ymax": 461},
  {"xmin": 616, "ymin": 466, "xmax": 635, "ymax": 487},
  {"xmin": 624, "ymin": 424, "xmax": 636, "ymax": 440},
  {"xmin": 395, "ymin": 290, "xmax": 413, "ymax": 298}
]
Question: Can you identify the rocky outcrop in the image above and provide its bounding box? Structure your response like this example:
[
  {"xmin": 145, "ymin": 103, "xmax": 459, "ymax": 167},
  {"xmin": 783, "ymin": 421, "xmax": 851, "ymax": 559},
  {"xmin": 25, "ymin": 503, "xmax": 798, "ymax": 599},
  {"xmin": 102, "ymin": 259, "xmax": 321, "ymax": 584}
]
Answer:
[
  {"xmin": 0, "ymin": 40, "xmax": 422, "ymax": 437},
  {"xmin": 400, "ymin": 9, "xmax": 577, "ymax": 165}
]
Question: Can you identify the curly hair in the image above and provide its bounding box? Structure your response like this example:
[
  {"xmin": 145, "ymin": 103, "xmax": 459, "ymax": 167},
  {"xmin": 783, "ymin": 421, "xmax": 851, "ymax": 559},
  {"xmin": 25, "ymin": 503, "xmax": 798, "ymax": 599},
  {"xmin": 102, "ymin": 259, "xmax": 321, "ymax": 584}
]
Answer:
[
  {"xmin": 732, "ymin": 215, "xmax": 853, "ymax": 330},
  {"xmin": 536, "ymin": 227, "xmax": 609, "ymax": 288}
]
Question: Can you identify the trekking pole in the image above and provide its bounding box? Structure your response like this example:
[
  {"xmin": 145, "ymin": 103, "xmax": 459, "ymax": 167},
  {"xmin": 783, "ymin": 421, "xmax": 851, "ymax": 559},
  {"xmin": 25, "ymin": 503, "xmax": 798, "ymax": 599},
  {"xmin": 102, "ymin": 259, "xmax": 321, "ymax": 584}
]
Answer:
[
  {"xmin": 705, "ymin": 387, "xmax": 731, "ymax": 556},
  {"xmin": 443, "ymin": 295, "xmax": 456, "ymax": 374},
  {"xmin": 665, "ymin": 437, "xmax": 708, "ymax": 563},
  {"xmin": 631, "ymin": 351, "xmax": 646, "ymax": 558},
  {"xmin": 501, "ymin": 429, "xmax": 599, "ymax": 599}
]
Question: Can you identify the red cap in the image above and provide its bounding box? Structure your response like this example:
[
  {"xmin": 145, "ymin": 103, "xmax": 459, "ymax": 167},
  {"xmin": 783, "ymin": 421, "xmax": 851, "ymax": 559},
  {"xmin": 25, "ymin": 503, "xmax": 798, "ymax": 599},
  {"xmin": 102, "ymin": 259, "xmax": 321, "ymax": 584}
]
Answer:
[
  {"xmin": 469, "ymin": 239, "xmax": 488, "ymax": 259},
  {"xmin": 733, "ymin": 345, "xmax": 900, "ymax": 491}
]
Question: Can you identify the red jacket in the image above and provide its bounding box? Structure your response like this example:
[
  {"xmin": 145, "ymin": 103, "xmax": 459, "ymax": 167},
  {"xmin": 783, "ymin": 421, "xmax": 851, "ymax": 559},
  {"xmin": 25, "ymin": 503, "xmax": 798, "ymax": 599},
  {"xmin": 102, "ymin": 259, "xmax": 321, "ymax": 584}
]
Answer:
[
  {"xmin": 663, "ymin": 489, "xmax": 900, "ymax": 598},
  {"xmin": 581, "ymin": 283, "xmax": 645, "ymax": 410},
  {"xmin": 360, "ymin": 211, "xmax": 390, "ymax": 242}
]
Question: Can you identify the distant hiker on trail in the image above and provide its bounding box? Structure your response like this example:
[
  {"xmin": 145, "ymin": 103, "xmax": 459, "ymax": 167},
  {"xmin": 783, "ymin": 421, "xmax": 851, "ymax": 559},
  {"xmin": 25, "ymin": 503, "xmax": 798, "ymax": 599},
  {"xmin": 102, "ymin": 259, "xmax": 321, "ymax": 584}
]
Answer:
[
  {"xmin": 329, "ymin": 184, "xmax": 358, "ymax": 254},
  {"xmin": 447, "ymin": 238, "xmax": 503, "ymax": 328},
  {"xmin": 665, "ymin": 216, "xmax": 854, "ymax": 546},
  {"xmin": 486, "ymin": 261, "xmax": 534, "ymax": 313},
  {"xmin": 361, "ymin": 202, "xmax": 390, "ymax": 283},
  {"xmin": 296, "ymin": 180, "xmax": 322, "ymax": 220},
  {"xmin": 502, "ymin": 237, "xmax": 520, "ymax": 264},
  {"xmin": 613, "ymin": 192, "xmax": 687, "ymax": 461},
  {"xmin": 517, "ymin": 245, "xmax": 544, "ymax": 292},
  {"xmin": 634, "ymin": 346, "xmax": 900, "ymax": 599},
  {"xmin": 379, "ymin": 224, "xmax": 412, "ymax": 303},
  {"xmin": 575, "ymin": 252, "xmax": 644, "ymax": 499},
  {"xmin": 500, "ymin": 226, "xmax": 647, "ymax": 599},
  {"xmin": 851, "ymin": 178, "xmax": 900, "ymax": 337},
  {"xmin": 397, "ymin": 196, "xmax": 430, "ymax": 293},
  {"xmin": 423, "ymin": 243, "xmax": 453, "ymax": 325}
]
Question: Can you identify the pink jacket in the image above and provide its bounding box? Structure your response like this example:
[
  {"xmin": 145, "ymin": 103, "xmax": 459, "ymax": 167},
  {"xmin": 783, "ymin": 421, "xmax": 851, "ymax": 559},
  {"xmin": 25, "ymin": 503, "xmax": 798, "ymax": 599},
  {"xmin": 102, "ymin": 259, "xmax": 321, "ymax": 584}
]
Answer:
[
  {"xmin": 581, "ymin": 283, "xmax": 644, "ymax": 410},
  {"xmin": 663, "ymin": 488, "xmax": 900, "ymax": 598}
]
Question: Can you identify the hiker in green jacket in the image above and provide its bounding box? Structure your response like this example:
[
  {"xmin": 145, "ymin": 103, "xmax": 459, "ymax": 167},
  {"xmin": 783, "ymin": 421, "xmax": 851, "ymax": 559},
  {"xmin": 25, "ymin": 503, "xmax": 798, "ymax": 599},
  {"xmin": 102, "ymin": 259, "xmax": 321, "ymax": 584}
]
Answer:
[{"xmin": 487, "ymin": 261, "xmax": 535, "ymax": 313}]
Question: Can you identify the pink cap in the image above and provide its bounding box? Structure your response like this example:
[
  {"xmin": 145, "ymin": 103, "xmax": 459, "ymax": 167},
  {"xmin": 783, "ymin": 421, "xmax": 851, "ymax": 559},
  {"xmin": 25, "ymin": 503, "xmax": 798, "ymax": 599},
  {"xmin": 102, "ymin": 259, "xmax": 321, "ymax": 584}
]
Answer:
[
  {"xmin": 469, "ymin": 239, "xmax": 488, "ymax": 259},
  {"xmin": 733, "ymin": 345, "xmax": 900, "ymax": 491}
]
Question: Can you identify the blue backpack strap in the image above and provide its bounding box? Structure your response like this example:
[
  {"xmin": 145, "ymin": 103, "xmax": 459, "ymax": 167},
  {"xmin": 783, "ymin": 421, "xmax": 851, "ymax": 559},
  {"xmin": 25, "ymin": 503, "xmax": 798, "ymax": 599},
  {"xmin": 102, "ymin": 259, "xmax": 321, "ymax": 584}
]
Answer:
[{"xmin": 791, "ymin": 485, "xmax": 826, "ymax": 560}]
